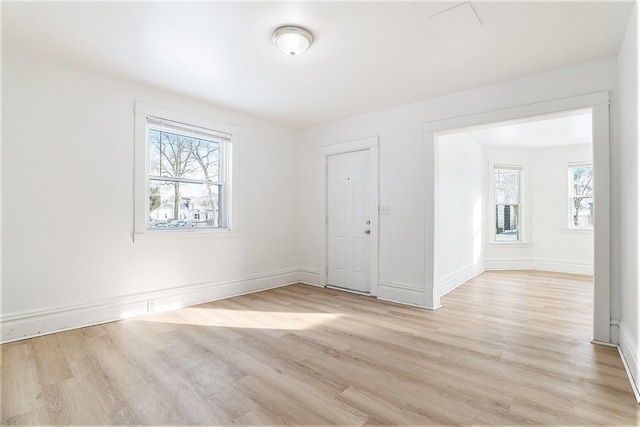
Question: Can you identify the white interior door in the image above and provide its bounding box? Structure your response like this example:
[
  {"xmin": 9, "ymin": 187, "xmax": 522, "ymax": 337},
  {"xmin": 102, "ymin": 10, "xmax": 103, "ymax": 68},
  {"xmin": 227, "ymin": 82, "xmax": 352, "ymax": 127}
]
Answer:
[{"xmin": 328, "ymin": 150, "xmax": 370, "ymax": 292}]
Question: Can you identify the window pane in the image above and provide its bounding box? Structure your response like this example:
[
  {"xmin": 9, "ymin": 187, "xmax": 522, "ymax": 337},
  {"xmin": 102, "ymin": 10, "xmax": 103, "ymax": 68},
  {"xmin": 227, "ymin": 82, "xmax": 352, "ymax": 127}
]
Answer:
[
  {"xmin": 149, "ymin": 130, "xmax": 162, "ymax": 176},
  {"xmin": 496, "ymin": 204, "xmax": 519, "ymax": 241},
  {"xmin": 572, "ymin": 166, "xmax": 593, "ymax": 197},
  {"xmin": 149, "ymin": 129, "xmax": 220, "ymax": 182},
  {"xmin": 569, "ymin": 164, "xmax": 593, "ymax": 228},
  {"xmin": 148, "ymin": 180, "xmax": 222, "ymax": 229},
  {"xmin": 571, "ymin": 196, "xmax": 594, "ymax": 227},
  {"xmin": 495, "ymin": 169, "xmax": 520, "ymax": 204},
  {"xmin": 188, "ymin": 137, "xmax": 220, "ymax": 182}
]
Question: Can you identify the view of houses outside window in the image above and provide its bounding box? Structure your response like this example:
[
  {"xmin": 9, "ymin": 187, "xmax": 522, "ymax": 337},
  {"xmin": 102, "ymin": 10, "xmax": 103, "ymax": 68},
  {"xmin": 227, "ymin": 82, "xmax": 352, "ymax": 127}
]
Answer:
[
  {"xmin": 494, "ymin": 166, "xmax": 521, "ymax": 241},
  {"xmin": 147, "ymin": 119, "xmax": 229, "ymax": 230},
  {"xmin": 569, "ymin": 163, "xmax": 594, "ymax": 227}
]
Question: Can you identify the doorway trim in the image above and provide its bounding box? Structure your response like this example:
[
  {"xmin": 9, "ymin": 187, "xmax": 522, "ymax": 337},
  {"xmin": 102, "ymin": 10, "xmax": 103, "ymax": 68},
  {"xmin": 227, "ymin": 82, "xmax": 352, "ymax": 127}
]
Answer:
[
  {"xmin": 319, "ymin": 136, "xmax": 380, "ymax": 296},
  {"xmin": 424, "ymin": 91, "xmax": 611, "ymax": 344}
]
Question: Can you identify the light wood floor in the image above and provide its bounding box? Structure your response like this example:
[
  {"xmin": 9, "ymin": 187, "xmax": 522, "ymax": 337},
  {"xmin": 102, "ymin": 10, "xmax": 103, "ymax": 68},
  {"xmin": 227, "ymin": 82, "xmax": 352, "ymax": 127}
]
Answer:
[{"xmin": 2, "ymin": 270, "xmax": 638, "ymax": 425}]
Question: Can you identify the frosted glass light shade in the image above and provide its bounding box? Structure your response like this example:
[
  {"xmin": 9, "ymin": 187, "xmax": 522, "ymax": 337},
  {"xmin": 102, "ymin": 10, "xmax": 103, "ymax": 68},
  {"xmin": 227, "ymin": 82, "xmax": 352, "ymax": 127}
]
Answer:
[{"xmin": 272, "ymin": 26, "xmax": 314, "ymax": 56}]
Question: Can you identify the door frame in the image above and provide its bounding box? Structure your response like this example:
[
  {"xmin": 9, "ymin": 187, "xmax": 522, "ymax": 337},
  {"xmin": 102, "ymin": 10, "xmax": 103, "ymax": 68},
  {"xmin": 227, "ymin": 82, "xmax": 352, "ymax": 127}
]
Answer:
[
  {"xmin": 319, "ymin": 136, "xmax": 380, "ymax": 296},
  {"xmin": 424, "ymin": 91, "xmax": 611, "ymax": 344}
]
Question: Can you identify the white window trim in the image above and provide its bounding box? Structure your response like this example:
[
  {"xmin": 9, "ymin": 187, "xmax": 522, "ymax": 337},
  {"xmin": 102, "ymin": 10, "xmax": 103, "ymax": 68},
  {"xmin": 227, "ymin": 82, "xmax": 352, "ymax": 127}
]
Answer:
[
  {"xmin": 561, "ymin": 227, "xmax": 593, "ymax": 234},
  {"xmin": 491, "ymin": 163, "xmax": 524, "ymax": 243},
  {"xmin": 567, "ymin": 160, "xmax": 594, "ymax": 230},
  {"xmin": 133, "ymin": 102, "xmax": 239, "ymax": 242},
  {"xmin": 487, "ymin": 242, "xmax": 530, "ymax": 247}
]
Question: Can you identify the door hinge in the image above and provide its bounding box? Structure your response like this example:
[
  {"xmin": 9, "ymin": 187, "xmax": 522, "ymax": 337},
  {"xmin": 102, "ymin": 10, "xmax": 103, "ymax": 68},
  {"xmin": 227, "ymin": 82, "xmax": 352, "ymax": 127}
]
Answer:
[
  {"xmin": 326, "ymin": 265, "xmax": 329, "ymax": 275},
  {"xmin": 326, "ymin": 215, "xmax": 329, "ymax": 224},
  {"xmin": 326, "ymin": 164, "xmax": 329, "ymax": 174}
]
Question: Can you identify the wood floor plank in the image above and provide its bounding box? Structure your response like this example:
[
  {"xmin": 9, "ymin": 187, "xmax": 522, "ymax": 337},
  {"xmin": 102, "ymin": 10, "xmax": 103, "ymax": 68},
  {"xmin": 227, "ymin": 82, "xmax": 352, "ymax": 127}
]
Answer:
[
  {"xmin": 87, "ymin": 334, "xmax": 186, "ymax": 424},
  {"xmin": 235, "ymin": 374, "xmax": 334, "ymax": 425},
  {"xmin": 233, "ymin": 350, "xmax": 369, "ymax": 426},
  {"xmin": 337, "ymin": 385, "xmax": 444, "ymax": 426},
  {"xmin": 1, "ymin": 342, "xmax": 42, "ymax": 421},
  {"xmin": 31, "ymin": 334, "xmax": 73, "ymax": 386},
  {"xmin": 4, "ymin": 404, "xmax": 50, "ymax": 426},
  {"xmin": 2, "ymin": 270, "xmax": 639, "ymax": 425}
]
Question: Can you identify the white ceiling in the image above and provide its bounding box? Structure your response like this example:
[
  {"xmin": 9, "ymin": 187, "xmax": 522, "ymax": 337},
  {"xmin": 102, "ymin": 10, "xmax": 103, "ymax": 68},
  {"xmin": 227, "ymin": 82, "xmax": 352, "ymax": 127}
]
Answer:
[
  {"xmin": 459, "ymin": 109, "xmax": 593, "ymax": 148},
  {"xmin": 1, "ymin": 1, "xmax": 634, "ymax": 129}
]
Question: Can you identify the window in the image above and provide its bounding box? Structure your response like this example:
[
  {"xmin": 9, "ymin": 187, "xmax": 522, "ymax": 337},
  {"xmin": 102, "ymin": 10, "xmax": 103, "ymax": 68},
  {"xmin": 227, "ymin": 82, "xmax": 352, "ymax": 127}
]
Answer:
[
  {"xmin": 134, "ymin": 102, "xmax": 236, "ymax": 237},
  {"xmin": 569, "ymin": 162, "xmax": 594, "ymax": 228},
  {"xmin": 494, "ymin": 166, "xmax": 522, "ymax": 241},
  {"xmin": 147, "ymin": 118, "xmax": 230, "ymax": 230}
]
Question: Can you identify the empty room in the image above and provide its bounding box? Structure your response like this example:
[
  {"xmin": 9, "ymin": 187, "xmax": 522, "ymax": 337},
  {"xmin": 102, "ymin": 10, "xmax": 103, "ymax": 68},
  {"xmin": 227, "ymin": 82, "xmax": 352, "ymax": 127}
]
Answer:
[{"xmin": 2, "ymin": 1, "xmax": 639, "ymax": 425}]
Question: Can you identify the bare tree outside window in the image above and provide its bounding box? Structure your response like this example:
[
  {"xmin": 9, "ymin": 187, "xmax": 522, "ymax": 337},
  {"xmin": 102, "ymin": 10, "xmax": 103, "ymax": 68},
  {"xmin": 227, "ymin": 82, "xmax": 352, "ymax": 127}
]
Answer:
[
  {"xmin": 149, "ymin": 186, "xmax": 161, "ymax": 213},
  {"xmin": 187, "ymin": 137, "xmax": 221, "ymax": 224},
  {"xmin": 150, "ymin": 130, "xmax": 196, "ymax": 221},
  {"xmin": 147, "ymin": 120, "xmax": 228, "ymax": 230},
  {"xmin": 570, "ymin": 164, "xmax": 594, "ymax": 227}
]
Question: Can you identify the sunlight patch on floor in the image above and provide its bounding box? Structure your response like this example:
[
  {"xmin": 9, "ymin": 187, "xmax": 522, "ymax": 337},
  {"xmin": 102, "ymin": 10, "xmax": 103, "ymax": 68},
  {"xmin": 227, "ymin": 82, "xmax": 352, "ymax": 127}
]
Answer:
[{"xmin": 133, "ymin": 306, "xmax": 344, "ymax": 330}]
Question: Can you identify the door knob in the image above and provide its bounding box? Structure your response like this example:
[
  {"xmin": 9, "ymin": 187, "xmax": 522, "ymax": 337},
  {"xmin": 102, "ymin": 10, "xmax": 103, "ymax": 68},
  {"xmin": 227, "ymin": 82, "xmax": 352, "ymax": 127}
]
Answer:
[{"xmin": 364, "ymin": 229, "xmax": 371, "ymax": 234}]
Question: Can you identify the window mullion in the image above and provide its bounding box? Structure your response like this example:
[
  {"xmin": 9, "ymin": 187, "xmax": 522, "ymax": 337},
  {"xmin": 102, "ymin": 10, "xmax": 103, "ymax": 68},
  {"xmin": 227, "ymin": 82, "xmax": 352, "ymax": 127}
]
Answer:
[{"xmin": 149, "ymin": 176, "xmax": 223, "ymax": 186}]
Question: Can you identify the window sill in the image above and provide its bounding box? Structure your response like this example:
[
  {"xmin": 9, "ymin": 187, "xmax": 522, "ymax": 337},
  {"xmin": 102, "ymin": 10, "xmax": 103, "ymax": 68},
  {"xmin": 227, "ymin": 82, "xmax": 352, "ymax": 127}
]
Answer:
[
  {"xmin": 562, "ymin": 227, "xmax": 594, "ymax": 234},
  {"xmin": 488, "ymin": 241, "xmax": 530, "ymax": 248},
  {"xmin": 133, "ymin": 230, "xmax": 239, "ymax": 243}
]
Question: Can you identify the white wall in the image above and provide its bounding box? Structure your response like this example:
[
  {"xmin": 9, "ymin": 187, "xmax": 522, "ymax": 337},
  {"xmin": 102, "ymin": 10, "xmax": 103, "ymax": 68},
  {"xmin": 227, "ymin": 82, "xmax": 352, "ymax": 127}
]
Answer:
[
  {"xmin": 1, "ymin": 49, "xmax": 300, "ymax": 342},
  {"xmin": 437, "ymin": 133, "xmax": 485, "ymax": 294},
  {"xmin": 530, "ymin": 144, "xmax": 594, "ymax": 273},
  {"xmin": 615, "ymin": 4, "xmax": 639, "ymax": 396},
  {"xmin": 484, "ymin": 144, "xmax": 594, "ymax": 275},
  {"xmin": 298, "ymin": 57, "xmax": 618, "ymax": 308}
]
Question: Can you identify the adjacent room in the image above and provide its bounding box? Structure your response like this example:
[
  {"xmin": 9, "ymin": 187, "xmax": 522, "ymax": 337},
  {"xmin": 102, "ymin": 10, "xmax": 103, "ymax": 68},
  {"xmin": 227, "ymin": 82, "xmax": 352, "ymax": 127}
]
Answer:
[
  {"xmin": 437, "ymin": 109, "xmax": 595, "ymax": 294},
  {"xmin": 2, "ymin": 1, "xmax": 639, "ymax": 425}
]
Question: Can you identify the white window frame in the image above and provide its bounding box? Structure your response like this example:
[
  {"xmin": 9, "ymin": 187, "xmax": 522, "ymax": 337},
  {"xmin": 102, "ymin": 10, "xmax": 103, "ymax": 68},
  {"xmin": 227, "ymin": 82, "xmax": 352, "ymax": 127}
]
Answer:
[
  {"xmin": 568, "ymin": 161, "xmax": 594, "ymax": 229},
  {"xmin": 492, "ymin": 164, "xmax": 524, "ymax": 243},
  {"xmin": 133, "ymin": 102, "xmax": 239, "ymax": 242}
]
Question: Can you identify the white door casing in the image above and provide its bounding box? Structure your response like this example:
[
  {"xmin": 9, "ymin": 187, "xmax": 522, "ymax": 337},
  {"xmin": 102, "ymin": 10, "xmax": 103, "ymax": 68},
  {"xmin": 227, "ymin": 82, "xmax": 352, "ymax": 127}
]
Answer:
[
  {"xmin": 425, "ymin": 91, "xmax": 611, "ymax": 343},
  {"xmin": 328, "ymin": 150, "xmax": 370, "ymax": 292},
  {"xmin": 318, "ymin": 136, "xmax": 379, "ymax": 296}
]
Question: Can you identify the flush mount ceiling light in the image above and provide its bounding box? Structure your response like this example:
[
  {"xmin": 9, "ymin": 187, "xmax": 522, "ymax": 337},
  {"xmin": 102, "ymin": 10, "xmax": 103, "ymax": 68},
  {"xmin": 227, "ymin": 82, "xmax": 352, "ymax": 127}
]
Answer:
[{"xmin": 272, "ymin": 25, "xmax": 314, "ymax": 57}]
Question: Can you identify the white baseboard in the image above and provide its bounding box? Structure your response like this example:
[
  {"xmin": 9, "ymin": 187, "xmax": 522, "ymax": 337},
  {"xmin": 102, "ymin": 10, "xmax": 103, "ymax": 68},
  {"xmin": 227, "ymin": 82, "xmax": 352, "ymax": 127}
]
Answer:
[
  {"xmin": 485, "ymin": 258, "xmax": 533, "ymax": 270},
  {"xmin": 298, "ymin": 268, "xmax": 321, "ymax": 286},
  {"xmin": 377, "ymin": 281, "xmax": 427, "ymax": 308},
  {"xmin": 531, "ymin": 258, "xmax": 593, "ymax": 275},
  {"xmin": 440, "ymin": 262, "xmax": 485, "ymax": 296},
  {"xmin": 618, "ymin": 323, "xmax": 640, "ymax": 403},
  {"xmin": 485, "ymin": 257, "xmax": 592, "ymax": 275},
  {"xmin": 1, "ymin": 268, "xmax": 300, "ymax": 344}
]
